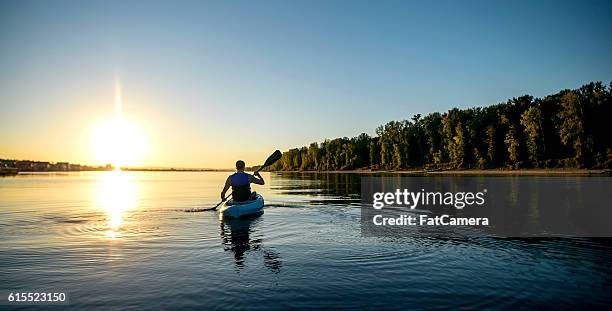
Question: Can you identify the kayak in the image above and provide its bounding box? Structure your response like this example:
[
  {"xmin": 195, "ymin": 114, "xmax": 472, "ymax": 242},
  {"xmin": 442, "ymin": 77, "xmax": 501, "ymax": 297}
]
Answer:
[{"xmin": 219, "ymin": 194, "xmax": 264, "ymax": 218}]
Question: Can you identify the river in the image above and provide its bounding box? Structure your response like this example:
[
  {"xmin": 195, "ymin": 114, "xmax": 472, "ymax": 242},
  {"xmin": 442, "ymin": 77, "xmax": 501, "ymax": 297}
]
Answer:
[{"xmin": 1, "ymin": 171, "xmax": 611, "ymax": 309}]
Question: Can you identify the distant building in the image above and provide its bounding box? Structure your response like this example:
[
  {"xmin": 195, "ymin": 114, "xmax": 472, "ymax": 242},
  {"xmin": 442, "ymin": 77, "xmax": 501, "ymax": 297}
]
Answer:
[
  {"xmin": 0, "ymin": 158, "xmax": 113, "ymax": 172},
  {"xmin": 56, "ymin": 162, "xmax": 69, "ymax": 171},
  {"xmin": 35, "ymin": 162, "xmax": 50, "ymax": 171},
  {"xmin": 16, "ymin": 161, "xmax": 34, "ymax": 170}
]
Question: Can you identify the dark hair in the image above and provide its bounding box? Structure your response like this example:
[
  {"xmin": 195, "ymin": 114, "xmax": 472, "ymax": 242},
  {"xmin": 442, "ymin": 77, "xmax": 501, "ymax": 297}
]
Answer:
[{"xmin": 236, "ymin": 160, "xmax": 245, "ymax": 170}]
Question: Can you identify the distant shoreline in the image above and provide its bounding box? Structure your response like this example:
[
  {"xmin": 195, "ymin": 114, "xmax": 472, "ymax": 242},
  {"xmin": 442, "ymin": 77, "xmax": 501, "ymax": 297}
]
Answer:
[
  {"xmin": 7, "ymin": 168, "xmax": 235, "ymax": 173},
  {"xmin": 267, "ymin": 168, "xmax": 612, "ymax": 176},
  {"xmin": 5, "ymin": 168, "xmax": 610, "ymax": 176},
  {"xmin": 121, "ymin": 168, "xmax": 234, "ymax": 172}
]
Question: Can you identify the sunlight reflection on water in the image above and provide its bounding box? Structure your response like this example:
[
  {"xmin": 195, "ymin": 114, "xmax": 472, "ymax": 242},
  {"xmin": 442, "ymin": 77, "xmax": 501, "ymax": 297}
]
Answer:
[{"xmin": 95, "ymin": 171, "xmax": 138, "ymax": 238}]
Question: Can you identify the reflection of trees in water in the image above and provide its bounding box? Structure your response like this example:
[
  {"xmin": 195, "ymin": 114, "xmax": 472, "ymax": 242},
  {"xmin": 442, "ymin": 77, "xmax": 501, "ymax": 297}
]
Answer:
[
  {"xmin": 271, "ymin": 172, "xmax": 362, "ymax": 205},
  {"xmin": 219, "ymin": 217, "xmax": 282, "ymax": 273}
]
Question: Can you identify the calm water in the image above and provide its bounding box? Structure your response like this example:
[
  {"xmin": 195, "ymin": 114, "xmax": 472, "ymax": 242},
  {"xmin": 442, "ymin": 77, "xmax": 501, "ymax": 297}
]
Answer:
[{"xmin": 1, "ymin": 172, "xmax": 611, "ymax": 310}]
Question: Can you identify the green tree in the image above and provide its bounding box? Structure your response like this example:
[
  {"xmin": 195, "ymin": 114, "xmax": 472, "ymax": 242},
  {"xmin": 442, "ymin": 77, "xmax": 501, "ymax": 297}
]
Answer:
[
  {"xmin": 485, "ymin": 125, "xmax": 496, "ymax": 165},
  {"xmin": 369, "ymin": 138, "xmax": 380, "ymax": 167},
  {"xmin": 423, "ymin": 112, "xmax": 444, "ymax": 164},
  {"xmin": 392, "ymin": 144, "xmax": 402, "ymax": 169},
  {"xmin": 501, "ymin": 115, "xmax": 520, "ymax": 167},
  {"xmin": 558, "ymin": 91, "xmax": 586, "ymax": 167},
  {"xmin": 520, "ymin": 106, "xmax": 544, "ymax": 165}
]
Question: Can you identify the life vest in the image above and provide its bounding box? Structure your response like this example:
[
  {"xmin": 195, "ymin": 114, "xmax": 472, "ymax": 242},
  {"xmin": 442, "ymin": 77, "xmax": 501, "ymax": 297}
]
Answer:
[{"xmin": 229, "ymin": 172, "xmax": 251, "ymax": 202}]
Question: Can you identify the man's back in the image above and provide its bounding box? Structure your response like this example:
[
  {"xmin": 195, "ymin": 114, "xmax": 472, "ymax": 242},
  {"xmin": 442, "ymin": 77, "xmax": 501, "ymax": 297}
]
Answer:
[
  {"xmin": 221, "ymin": 165, "xmax": 265, "ymax": 202},
  {"xmin": 228, "ymin": 172, "xmax": 252, "ymax": 201}
]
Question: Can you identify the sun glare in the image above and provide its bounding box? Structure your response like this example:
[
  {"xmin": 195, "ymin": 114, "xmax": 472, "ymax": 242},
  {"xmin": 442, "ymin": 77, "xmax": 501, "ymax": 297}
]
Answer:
[
  {"xmin": 91, "ymin": 79, "xmax": 148, "ymax": 169},
  {"xmin": 92, "ymin": 117, "xmax": 148, "ymax": 169}
]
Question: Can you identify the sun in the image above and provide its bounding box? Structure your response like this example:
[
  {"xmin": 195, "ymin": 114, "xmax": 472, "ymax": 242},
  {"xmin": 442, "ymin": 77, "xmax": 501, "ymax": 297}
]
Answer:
[
  {"xmin": 91, "ymin": 79, "xmax": 148, "ymax": 169},
  {"xmin": 91, "ymin": 117, "xmax": 148, "ymax": 169}
]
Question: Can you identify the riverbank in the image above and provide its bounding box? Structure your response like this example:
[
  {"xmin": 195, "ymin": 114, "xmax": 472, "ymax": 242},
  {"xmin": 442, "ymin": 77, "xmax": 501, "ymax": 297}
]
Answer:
[
  {"xmin": 0, "ymin": 168, "xmax": 19, "ymax": 176},
  {"xmin": 4, "ymin": 168, "xmax": 610, "ymax": 176},
  {"xmin": 268, "ymin": 168, "xmax": 612, "ymax": 176}
]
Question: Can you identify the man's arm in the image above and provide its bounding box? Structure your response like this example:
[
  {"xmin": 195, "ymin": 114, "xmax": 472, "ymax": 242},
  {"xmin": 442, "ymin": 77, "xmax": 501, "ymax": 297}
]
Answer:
[
  {"xmin": 251, "ymin": 171, "xmax": 265, "ymax": 185},
  {"xmin": 221, "ymin": 177, "xmax": 231, "ymax": 200}
]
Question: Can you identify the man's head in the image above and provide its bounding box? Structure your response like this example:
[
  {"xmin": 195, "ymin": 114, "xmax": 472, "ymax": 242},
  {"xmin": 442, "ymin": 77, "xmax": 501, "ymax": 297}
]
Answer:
[{"xmin": 235, "ymin": 160, "xmax": 246, "ymax": 171}]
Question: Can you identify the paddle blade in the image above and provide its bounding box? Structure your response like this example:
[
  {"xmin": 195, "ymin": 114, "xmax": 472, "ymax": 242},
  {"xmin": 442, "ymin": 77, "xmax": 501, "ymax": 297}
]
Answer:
[{"xmin": 261, "ymin": 150, "xmax": 282, "ymax": 169}]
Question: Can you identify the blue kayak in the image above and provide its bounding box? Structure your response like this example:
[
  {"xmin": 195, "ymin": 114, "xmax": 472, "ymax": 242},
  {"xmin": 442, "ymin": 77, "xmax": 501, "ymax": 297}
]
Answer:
[{"xmin": 219, "ymin": 194, "xmax": 264, "ymax": 218}]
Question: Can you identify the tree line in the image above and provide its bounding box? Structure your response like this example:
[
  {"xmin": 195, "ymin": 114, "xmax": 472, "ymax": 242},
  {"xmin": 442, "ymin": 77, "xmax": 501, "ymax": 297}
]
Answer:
[{"xmin": 268, "ymin": 82, "xmax": 612, "ymax": 171}]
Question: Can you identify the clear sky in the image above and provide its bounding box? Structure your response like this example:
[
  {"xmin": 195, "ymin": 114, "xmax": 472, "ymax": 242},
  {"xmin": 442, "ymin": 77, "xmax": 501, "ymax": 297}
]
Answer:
[{"xmin": 1, "ymin": 0, "xmax": 611, "ymax": 168}]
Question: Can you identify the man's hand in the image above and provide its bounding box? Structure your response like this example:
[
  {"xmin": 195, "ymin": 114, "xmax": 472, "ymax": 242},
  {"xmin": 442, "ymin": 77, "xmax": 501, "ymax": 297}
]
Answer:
[{"xmin": 252, "ymin": 171, "xmax": 265, "ymax": 185}]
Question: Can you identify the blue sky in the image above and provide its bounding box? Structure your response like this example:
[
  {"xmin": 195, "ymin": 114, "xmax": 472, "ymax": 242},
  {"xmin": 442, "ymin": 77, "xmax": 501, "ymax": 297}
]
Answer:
[{"xmin": 1, "ymin": 0, "xmax": 611, "ymax": 167}]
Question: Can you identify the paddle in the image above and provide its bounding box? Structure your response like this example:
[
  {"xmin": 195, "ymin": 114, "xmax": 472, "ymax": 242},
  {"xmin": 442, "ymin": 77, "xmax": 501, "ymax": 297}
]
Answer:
[
  {"xmin": 206, "ymin": 150, "xmax": 282, "ymax": 211},
  {"xmin": 255, "ymin": 149, "xmax": 282, "ymax": 173}
]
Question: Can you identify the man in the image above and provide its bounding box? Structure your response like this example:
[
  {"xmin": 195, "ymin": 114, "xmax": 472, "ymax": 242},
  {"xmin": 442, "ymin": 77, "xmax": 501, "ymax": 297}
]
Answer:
[{"xmin": 221, "ymin": 160, "xmax": 265, "ymax": 202}]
